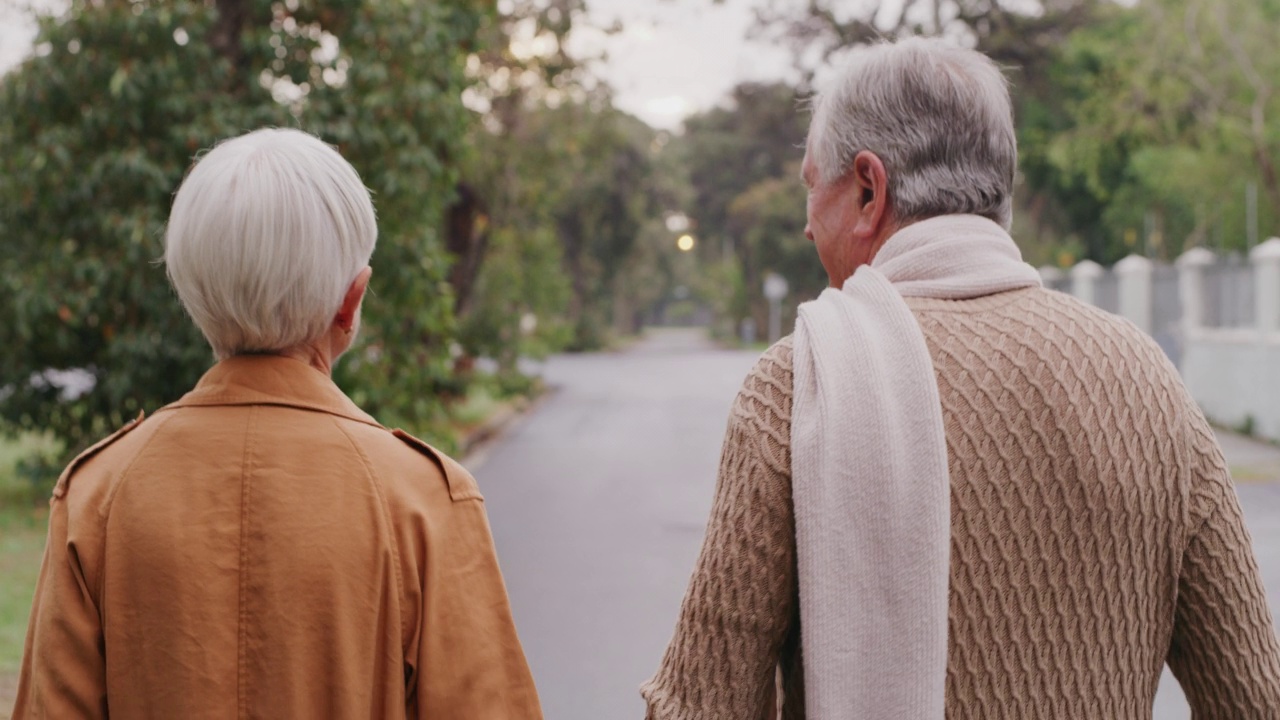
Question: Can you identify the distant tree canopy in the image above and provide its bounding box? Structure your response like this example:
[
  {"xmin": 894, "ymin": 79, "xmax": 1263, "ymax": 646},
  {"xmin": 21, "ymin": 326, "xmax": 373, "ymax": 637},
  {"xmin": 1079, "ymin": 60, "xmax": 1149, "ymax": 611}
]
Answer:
[
  {"xmin": 0, "ymin": 0, "xmax": 486, "ymax": 454},
  {"xmin": 730, "ymin": 0, "xmax": 1279, "ymax": 266},
  {"xmin": 457, "ymin": 0, "xmax": 670, "ymax": 357},
  {"xmin": 461, "ymin": 97, "xmax": 665, "ymax": 365},
  {"xmin": 675, "ymin": 0, "xmax": 1279, "ymax": 339},
  {"xmin": 674, "ymin": 82, "xmax": 817, "ymax": 338},
  {"xmin": 1027, "ymin": 0, "xmax": 1280, "ymax": 262},
  {"xmin": 0, "ymin": 0, "xmax": 683, "ymax": 467}
]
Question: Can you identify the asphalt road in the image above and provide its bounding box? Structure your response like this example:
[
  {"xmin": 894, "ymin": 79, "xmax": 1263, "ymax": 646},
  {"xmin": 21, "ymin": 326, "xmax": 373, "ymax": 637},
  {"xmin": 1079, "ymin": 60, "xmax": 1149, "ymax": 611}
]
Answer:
[{"xmin": 472, "ymin": 328, "xmax": 1280, "ymax": 720}]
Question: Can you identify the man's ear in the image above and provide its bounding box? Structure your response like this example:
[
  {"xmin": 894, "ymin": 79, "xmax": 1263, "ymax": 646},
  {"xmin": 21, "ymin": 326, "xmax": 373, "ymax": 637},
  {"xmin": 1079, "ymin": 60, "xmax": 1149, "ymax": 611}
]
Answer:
[
  {"xmin": 335, "ymin": 266, "xmax": 372, "ymax": 332},
  {"xmin": 851, "ymin": 151, "xmax": 891, "ymax": 238}
]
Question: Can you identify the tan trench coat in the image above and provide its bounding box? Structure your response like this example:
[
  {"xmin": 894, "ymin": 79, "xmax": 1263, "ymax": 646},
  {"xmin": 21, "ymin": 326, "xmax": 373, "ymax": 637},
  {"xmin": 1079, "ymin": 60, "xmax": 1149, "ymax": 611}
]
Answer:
[{"xmin": 13, "ymin": 354, "xmax": 542, "ymax": 719}]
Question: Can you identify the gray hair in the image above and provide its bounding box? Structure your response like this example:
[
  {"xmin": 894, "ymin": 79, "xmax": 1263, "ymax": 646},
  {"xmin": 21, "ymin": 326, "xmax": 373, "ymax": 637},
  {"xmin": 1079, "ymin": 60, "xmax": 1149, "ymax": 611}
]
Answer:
[
  {"xmin": 164, "ymin": 128, "xmax": 377, "ymax": 359},
  {"xmin": 808, "ymin": 37, "xmax": 1017, "ymax": 228}
]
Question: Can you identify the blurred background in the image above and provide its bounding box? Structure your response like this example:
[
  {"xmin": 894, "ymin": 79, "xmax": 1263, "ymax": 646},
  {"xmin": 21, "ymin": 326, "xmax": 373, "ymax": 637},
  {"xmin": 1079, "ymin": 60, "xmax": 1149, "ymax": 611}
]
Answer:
[{"xmin": 1, "ymin": 0, "xmax": 1277, "ymax": 717}]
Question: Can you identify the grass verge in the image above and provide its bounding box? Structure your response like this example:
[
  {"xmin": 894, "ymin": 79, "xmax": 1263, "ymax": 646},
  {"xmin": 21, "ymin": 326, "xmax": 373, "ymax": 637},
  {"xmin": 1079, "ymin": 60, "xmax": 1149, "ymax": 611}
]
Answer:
[
  {"xmin": 0, "ymin": 434, "xmax": 55, "ymax": 713},
  {"xmin": 0, "ymin": 430, "xmax": 58, "ymax": 691},
  {"xmin": 0, "ymin": 511, "xmax": 43, "ymax": 672}
]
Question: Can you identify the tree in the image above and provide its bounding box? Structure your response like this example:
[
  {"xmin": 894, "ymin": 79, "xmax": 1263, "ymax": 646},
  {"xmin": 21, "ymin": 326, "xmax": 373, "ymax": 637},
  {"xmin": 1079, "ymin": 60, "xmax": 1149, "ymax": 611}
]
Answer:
[
  {"xmin": 727, "ymin": 172, "xmax": 827, "ymax": 336},
  {"xmin": 446, "ymin": 0, "xmax": 592, "ymax": 323},
  {"xmin": 739, "ymin": 0, "xmax": 1101, "ymax": 94},
  {"xmin": 1028, "ymin": 0, "xmax": 1279, "ymax": 260},
  {"xmin": 0, "ymin": 0, "xmax": 487, "ymax": 461},
  {"xmin": 464, "ymin": 96, "xmax": 664, "ymax": 353},
  {"xmin": 455, "ymin": 0, "xmax": 673, "ymax": 355},
  {"xmin": 736, "ymin": 0, "xmax": 1279, "ymax": 264},
  {"xmin": 676, "ymin": 82, "xmax": 813, "ymax": 337}
]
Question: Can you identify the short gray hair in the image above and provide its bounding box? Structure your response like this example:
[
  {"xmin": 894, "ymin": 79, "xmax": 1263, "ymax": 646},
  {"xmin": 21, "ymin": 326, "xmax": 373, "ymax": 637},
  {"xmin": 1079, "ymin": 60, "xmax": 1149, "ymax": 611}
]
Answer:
[
  {"xmin": 808, "ymin": 37, "xmax": 1017, "ymax": 228},
  {"xmin": 164, "ymin": 128, "xmax": 377, "ymax": 359}
]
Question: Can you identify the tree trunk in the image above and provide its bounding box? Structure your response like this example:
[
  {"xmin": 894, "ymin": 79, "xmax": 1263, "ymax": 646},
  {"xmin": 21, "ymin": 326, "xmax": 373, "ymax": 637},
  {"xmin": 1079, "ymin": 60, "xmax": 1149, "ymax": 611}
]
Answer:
[
  {"xmin": 209, "ymin": 0, "xmax": 254, "ymax": 94},
  {"xmin": 445, "ymin": 182, "xmax": 490, "ymax": 318}
]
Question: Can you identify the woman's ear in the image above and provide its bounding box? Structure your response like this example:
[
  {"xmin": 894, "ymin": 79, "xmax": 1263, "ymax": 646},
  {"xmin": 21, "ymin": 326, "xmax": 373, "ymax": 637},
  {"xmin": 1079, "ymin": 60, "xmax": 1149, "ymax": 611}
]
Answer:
[{"xmin": 334, "ymin": 266, "xmax": 373, "ymax": 332}]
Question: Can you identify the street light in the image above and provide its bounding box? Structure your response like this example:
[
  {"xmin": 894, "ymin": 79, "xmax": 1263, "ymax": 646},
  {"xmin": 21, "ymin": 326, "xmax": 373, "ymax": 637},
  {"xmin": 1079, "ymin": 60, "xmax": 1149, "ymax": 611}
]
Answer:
[{"xmin": 677, "ymin": 234, "xmax": 695, "ymax": 252}]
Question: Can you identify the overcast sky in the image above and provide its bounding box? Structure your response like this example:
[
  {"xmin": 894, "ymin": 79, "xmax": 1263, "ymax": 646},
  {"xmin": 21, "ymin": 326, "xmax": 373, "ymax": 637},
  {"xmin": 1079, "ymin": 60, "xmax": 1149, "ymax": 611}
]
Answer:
[
  {"xmin": 0, "ymin": 0, "xmax": 799, "ymax": 130},
  {"xmin": 571, "ymin": 0, "xmax": 797, "ymax": 129},
  {"xmin": 0, "ymin": 1, "xmax": 37, "ymax": 74}
]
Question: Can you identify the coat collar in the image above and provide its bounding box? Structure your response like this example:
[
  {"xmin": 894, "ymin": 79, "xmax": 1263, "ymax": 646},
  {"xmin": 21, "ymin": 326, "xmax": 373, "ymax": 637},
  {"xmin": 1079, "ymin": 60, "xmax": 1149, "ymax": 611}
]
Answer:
[{"xmin": 159, "ymin": 354, "xmax": 381, "ymax": 428}]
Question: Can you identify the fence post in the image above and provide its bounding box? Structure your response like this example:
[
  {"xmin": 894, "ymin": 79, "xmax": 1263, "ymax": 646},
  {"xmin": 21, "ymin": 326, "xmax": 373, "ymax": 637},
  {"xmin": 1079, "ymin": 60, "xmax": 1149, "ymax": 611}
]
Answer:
[
  {"xmin": 1176, "ymin": 247, "xmax": 1215, "ymax": 334},
  {"xmin": 1250, "ymin": 237, "xmax": 1280, "ymax": 336},
  {"xmin": 1038, "ymin": 265, "xmax": 1065, "ymax": 290},
  {"xmin": 1071, "ymin": 260, "xmax": 1104, "ymax": 306},
  {"xmin": 1115, "ymin": 254, "xmax": 1154, "ymax": 334}
]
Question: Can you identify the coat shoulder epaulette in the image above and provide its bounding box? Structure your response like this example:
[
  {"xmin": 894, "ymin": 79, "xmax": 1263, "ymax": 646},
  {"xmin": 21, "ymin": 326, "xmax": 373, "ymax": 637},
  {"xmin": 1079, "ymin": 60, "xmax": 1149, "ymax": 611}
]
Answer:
[
  {"xmin": 52, "ymin": 411, "xmax": 146, "ymax": 499},
  {"xmin": 391, "ymin": 428, "xmax": 482, "ymax": 502}
]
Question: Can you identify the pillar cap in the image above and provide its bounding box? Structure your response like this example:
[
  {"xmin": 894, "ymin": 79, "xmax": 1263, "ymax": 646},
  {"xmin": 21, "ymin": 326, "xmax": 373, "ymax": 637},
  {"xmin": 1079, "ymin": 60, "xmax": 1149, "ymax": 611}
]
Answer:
[
  {"xmin": 1071, "ymin": 259, "xmax": 1104, "ymax": 278},
  {"xmin": 1038, "ymin": 265, "xmax": 1065, "ymax": 282},
  {"xmin": 1115, "ymin": 254, "xmax": 1154, "ymax": 274},
  {"xmin": 1176, "ymin": 246, "xmax": 1216, "ymax": 268},
  {"xmin": 1249, "ymin": 237, "xmax": 1280, "ymax": 261}
]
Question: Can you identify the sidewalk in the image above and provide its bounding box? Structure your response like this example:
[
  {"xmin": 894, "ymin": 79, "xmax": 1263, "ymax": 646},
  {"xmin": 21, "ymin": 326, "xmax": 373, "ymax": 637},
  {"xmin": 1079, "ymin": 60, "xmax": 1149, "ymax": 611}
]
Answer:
[
  {"xmin": 1216, "ymin": 428, "xmax": 1280, "ymax": 483},
  {"xmin": 1154, "ymin": 429, "xmax": 1280, "ymax": 719}
]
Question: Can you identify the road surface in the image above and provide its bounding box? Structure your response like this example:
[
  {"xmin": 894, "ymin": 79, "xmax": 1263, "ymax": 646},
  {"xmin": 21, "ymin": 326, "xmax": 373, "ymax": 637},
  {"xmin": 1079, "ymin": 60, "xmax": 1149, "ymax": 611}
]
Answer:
[{"xmin": 472, "ymin": 328, "xmax": 1280, "ymax": 720}]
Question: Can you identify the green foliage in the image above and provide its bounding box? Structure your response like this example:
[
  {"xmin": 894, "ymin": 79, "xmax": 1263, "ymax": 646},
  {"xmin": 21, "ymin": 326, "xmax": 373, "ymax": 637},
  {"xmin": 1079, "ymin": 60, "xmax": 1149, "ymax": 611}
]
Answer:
[
  {"xmin": 549, "ymin": 104, "xmax": 663, "ymax": 348},
  {"xmin": 1022, "ymin": 0, "xmax": 1280, "ymax": 261},
  {"xmin": 459, "ymin": 225, "xmax": 572, "ymax": 371},
  {"xmin": 0, "ymin": 0, "xmax": 487, "ymax": 459},
  {"xmin": 462, "ymin": 96, "xmax": 665, "ymax": 354},
  {"xmin": 735, "ymin": 0, "xmax": 1279, "ymax": 266},
  {"xmin": 677, "ymin": 82, "xmax": 814, "ymax": 337},
  {"xmin": 310, "ymin": 0, "xmax": 485, "ymax": 427},
  {"xmin": 727, "ymin": 174, "xmax": 827, "ymax": 334},
  {"xmin": 0, "ymin": 1, "xmax": 284, "ymax": 455},
  {"xmin": 679, "ymin": 83, "xmax": 808, "ymax": 244}
]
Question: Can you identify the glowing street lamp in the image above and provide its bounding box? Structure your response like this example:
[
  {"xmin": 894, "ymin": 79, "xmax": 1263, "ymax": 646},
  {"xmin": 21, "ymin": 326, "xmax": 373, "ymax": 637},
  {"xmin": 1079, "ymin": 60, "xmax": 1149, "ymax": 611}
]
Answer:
[{"xmin": 677, "ymin": 234, "xmax": 695, "ymax": 252}]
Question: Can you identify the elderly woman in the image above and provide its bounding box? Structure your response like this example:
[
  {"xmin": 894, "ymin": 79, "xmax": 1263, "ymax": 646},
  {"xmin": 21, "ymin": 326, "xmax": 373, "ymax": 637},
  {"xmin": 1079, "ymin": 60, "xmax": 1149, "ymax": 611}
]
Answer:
[
  {"xmin": 643, "ymin": 38, "xmax": 1280, "ymax": 718},
  {"xmin": 13, "ymin": 129, "xmax": 542, "ymax": 718}
]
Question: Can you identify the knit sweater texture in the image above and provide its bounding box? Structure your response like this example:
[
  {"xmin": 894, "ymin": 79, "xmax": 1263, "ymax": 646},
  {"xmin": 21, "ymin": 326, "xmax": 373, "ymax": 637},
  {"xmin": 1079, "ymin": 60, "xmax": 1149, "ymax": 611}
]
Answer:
[{"xmin": 641, "ymin": 286, "xmax": 1280, "ymax": 719}]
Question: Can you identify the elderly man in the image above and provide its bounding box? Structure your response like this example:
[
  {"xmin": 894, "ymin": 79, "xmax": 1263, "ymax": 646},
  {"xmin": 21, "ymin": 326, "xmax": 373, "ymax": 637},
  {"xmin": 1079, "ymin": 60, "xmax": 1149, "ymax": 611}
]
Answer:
[
  {"xmin": 13, "ymin": 129, "xmax": 541, "ymax": 718},
  {"xmin": 642, "ymin": 38, "xmax": 1280, "ymax": 718}
]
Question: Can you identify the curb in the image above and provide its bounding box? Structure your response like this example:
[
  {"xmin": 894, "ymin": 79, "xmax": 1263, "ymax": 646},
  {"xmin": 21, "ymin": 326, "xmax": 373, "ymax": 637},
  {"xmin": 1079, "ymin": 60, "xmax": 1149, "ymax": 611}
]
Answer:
[{"xmin": 459, "ymin": 385, "xmax": 555, "ymax": 470}]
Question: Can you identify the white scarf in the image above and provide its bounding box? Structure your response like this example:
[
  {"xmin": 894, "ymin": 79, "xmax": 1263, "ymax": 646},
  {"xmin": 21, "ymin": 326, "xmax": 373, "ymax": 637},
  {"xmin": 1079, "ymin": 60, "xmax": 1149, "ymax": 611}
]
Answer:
[{"xmin": 791, "ymin": 214, "xmax": 1042, "ymax": 718}]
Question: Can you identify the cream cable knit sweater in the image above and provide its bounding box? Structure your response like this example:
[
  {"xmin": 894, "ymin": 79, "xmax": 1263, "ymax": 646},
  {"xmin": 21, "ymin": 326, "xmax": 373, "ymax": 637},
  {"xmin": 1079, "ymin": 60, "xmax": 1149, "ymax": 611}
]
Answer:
[{"xmin": 642, "ymin": 286, "xmax": 1280, "ymax": 719}]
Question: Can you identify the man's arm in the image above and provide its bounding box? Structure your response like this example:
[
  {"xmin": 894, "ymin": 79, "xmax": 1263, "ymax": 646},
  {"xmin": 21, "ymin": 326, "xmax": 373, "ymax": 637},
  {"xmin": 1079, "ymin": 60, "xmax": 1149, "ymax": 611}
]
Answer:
[
  {"xmin": 642, "ymin": 340, "xmax": 799, "ymax": 719},
  {"xmin": 11, "ymin": 498, "xmax": 108, "ymax": 718},
  {"xmin": 1166, "ymin": 409, "xmax": 1280, "ymax": 717}
]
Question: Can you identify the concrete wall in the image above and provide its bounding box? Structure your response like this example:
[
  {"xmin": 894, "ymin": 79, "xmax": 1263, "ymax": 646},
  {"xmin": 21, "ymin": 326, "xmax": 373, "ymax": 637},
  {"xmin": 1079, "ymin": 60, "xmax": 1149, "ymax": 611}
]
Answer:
[
  {"xmin": 1044, "ymin": 237, "xmax": 1280, "ymax": 441},
  {"xmin": 1181, "ymin": 333, "xmax": 1280, "ymax": 439}
]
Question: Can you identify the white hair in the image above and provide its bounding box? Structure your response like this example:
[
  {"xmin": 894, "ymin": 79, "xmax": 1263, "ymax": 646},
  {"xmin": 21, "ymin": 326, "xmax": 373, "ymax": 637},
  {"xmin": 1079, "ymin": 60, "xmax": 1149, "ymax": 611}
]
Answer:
[
  {"xmin": 808, "ymin": 37, "xmax": 1018, "ymax": 228},
  {"xmin": 164, "ymin": 128, "xmax": 377, "ymax": 360}
]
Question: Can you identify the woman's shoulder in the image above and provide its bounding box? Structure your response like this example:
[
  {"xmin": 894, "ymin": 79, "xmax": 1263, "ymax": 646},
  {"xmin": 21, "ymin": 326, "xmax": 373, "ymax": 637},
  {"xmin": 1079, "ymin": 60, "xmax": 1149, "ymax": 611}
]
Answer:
[{"xmin": 336, "ymin": 420, "xmax": 482, "ymax": 504}]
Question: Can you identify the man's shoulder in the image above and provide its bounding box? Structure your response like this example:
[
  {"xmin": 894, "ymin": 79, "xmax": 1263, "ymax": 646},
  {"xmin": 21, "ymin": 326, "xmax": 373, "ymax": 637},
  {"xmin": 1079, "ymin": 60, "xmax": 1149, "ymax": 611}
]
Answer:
[
  {"xmin": 1010, "ymin": 286, "xmax": 1171, "ymax": 361},
  {"xmin": 732, "ymin": 336, "xmax": 796, "ymax": 432},
  {"xmin": 919, "ymin": 286, "xmax": 1185, "ymax": 406},
  {"xmin": 918, "ymin": 285, "xmax": 1168, "ymax": 357},
  {"xmin": 754, "ymin": 335, "xmax": 795, "ymax": 383}
]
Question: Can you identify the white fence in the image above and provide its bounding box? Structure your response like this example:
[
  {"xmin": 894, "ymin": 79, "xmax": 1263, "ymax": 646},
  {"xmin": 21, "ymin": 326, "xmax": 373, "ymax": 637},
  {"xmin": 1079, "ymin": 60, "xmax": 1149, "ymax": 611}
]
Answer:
[{"xmin": 1041, "ymin": 237, "xmax": 1280, "ymax": 441}]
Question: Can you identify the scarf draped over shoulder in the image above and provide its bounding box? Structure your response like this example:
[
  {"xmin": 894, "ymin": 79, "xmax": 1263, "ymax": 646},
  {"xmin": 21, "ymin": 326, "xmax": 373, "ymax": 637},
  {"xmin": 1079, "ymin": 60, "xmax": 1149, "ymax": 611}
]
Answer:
[{"xmin": 791, "ymin": 213, "xmax": 1042, "ymax": 719}]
